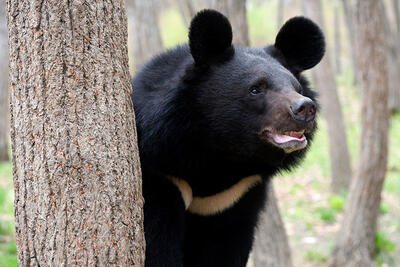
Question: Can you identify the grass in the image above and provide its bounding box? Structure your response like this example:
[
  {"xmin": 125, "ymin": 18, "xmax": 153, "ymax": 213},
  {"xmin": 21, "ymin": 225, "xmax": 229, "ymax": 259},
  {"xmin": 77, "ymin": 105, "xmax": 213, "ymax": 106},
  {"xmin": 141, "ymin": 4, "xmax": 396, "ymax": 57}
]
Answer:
[{"xmin": 0, "ymin": 161, "xmax": 16, "ymax": 267}]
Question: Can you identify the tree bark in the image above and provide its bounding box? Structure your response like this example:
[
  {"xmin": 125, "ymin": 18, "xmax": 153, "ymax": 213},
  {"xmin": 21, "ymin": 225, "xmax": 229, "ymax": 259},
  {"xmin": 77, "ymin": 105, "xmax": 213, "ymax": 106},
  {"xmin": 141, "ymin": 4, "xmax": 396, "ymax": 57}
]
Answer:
[
  {"xmin": 0, "ymin": 0, "xmax": 8, "ymax": 161},
  {"xmin": 303, "ymin": 0, "xmax": 352, "ymax": 193},
  {"xmin": 7, "ymin": 0, "xmax": 145, "ymax": 266},
  {"xmin": 208, "ymin": 0, "xmax": 250, "ymax": 46},
  {"xmin": 253, "ymin": 183, "xmax": 292, "ymax": 267},
  {"xmin": 334, "ymin": 3, "xmax": 341, "ymax": 74},
  {"xmin": 342, "ymin": 0, "xmax": 358, "ymax": 84},
  {"xmin": 329, "ymin": 0, "xmax": 389, "ymax": 266},
  {"xmin": 127, "ymin": 0, "xmax": 163, "ymax": 72}
]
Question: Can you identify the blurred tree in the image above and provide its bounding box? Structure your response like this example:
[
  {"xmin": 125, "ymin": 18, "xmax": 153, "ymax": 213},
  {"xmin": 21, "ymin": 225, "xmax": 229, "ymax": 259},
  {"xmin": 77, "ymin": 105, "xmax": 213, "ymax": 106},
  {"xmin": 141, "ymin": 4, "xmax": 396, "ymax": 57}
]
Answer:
[
  {"xmin": 277, "ymin": 0, "xmax": 284, "ymax": 30},
  {"xmin": 127, "ymin": 0, "xmax": 163, "ymax": 71},
  {"xmin": 208, "ymin": 0, "xmax": 250, "ymax": 46},
  {"xmin": 303, "ymin": 0, "xmax": 352, "ymax": 193},
  {"xmin": 7, "ymin": 0, "xmax": 144, "ymax": 265},
  {"xmin": 334, "ymin": 2, "xmax": 341, "ymax": 74},
  {"xmin": 177, "ymin": 0, "xmax": 197, "ymax": 27},
  {"xmin": 0, "ymin": 0, "xmax": 8, "ymax": 162},
  {"xmin": 341, "ymin": 0, "xmax": 358, "ymax": 84},
  {"xmin": 385, "ymin": 0, "xmax": 400, "ymax": 113},
  {"xmin": 329, "ymin": 0, "xmax": 389, "ymax": 266},
  {"xmin": 253, "ymin": 185, "xmax": 292, "ymax": 267}
]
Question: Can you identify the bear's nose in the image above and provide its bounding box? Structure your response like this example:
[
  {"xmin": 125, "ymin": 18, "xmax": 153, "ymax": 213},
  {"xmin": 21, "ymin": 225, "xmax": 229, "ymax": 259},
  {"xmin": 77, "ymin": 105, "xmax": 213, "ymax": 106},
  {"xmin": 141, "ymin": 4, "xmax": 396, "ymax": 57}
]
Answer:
[{"xmin": 290, "ymin": 98, "xmax": 316, "ymax": 122}]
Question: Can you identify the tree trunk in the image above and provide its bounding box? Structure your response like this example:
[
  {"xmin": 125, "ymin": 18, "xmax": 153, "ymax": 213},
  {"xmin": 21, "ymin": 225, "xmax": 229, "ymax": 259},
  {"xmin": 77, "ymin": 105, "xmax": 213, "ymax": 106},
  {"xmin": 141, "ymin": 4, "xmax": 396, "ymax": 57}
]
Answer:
[
  {"xmin": 253, "ymin": 183, "xmax": 292, "ymax": 267},
  {"xmin": 7, "ymin": 0, "xmax": 145, "ymax": 266},
  {"xmin": 177, "ymin": 0, "xmax": 198, "ymax": 28},
  {"xmin": 329, "ymin": 0, "xmax": 389, "ymax": 266},
  {"xmin": 342, "ymin": 0, "xmax": 358, "ymax": 84},
  {"xmin": 208, "ymin": 0, "xmax": 250, "ymax": 46},
  {"xmin": 334, "ymin": 3, "xmax": 342, "ymax": 74},
  {"xmin": 277, "ymin": 0, "xmax": 284, "ymax": 31},
  {"xmin": 127, "ymin": 0, "xmax": 163, "ymax": 71},
  {"xmin": 0, "ymin": 0, "xmax": 8, "ymax": 162},
  {"xmin": 386, "ymin": 0, "xmax": 400, "ymax": 113},
  {"xmin": 303, "ymin": 0, "xmax": 352, "ymax": 193}
]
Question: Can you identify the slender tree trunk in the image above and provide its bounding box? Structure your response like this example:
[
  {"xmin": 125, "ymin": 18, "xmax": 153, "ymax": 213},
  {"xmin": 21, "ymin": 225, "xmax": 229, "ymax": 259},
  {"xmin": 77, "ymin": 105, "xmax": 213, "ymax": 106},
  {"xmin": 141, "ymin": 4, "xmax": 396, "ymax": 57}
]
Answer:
[
  {"xmin": 329, "ymin": 0, "xmax": 389, "ymax": 266},
  {"xmin": 0, "ymin": 0, "xmax": 8, "ymax": 161},
  {"xmin": 386, "ymin": 0, "xmax": 400, "ymax": 113},
  {"xmin": 7, "ymin": 0, "xmax": 145, "ymax": 265},
  {"xmin": 127, "ymin": 0, "xmax": 163, "ymax": 71},
  {"xmin": 303, "ymin": 0, "xmax": 352, "ymax": 193},
  {"xmin": 334, "ymin": 3, "xmax": 342, "ymax": 74},
  {"xmin": 277, "ymin": 0, "xmax": 284, "ymax": 31},
  {"xmin": 208, "ymin": 0, "xmax": 250, "ymax": 46},
  {"xmin": 342, "ymin": 0, "xmax": 358, "ymax": 84},
  {"xmin": 393, "ymin": 0, "xmax": 400, "ymax": 33},
  {"xmin": 253, "ymin": 184, "xmax": 292, "ymax": 267}
]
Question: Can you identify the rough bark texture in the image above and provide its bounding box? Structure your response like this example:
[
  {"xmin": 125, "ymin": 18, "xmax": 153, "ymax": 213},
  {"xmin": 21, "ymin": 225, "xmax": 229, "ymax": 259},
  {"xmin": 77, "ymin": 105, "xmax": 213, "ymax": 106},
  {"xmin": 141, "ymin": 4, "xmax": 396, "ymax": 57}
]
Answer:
[
  {"xmin": 329, "ymin": 0, "xmax": 389, "ymax": 266},
  {"xmin": 127, "ymin": 0, "xmax": 163, "ymax": 72},
  {"xmin": 209, "ymin": 0, "xmax": 250, "ymax": 46},
  {"xmin": 304, "ymin": 0, "xmax": 352, "ymax": 193},
  {"xmin": 253, "ymin": 183, "xmax": 292, "ymax": 267},
  {"xmin": 7, "ymin": 0, "xmax": 145, "ymax": 266},
  {"xmin": 0, "ymin": 0, "xmax": 9, "ymax": 161},
  {"xmin": 342, "ymin": 0, "xmax": 358, "ymax": 84}
]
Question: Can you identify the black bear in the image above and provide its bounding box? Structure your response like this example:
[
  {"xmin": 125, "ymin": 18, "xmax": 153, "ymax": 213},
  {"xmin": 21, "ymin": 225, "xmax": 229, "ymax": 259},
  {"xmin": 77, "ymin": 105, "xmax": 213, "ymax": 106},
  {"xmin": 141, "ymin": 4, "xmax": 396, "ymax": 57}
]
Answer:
[{"xmin": 132, "ymin": 9, "xmax": 325, "ymax": 267}]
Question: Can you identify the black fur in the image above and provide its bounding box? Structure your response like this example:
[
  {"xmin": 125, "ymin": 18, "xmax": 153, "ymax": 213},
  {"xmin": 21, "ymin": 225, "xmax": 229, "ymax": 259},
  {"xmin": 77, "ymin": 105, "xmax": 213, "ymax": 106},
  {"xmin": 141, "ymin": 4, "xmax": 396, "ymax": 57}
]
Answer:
[
  {"xmin": 275, "ymin": 16, "xmax": 325, "ymax": 74},
  {"xmin": 132, "ymin": 10, "xmax": 325, "ymax": 267}
]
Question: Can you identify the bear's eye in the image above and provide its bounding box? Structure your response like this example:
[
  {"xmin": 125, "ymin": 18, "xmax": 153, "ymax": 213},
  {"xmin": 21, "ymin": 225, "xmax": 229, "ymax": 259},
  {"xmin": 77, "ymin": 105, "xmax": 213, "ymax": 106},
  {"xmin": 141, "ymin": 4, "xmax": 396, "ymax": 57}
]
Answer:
[{"xmin": 249, "ymin": 87, "xmax": 261, "ymax": 95}]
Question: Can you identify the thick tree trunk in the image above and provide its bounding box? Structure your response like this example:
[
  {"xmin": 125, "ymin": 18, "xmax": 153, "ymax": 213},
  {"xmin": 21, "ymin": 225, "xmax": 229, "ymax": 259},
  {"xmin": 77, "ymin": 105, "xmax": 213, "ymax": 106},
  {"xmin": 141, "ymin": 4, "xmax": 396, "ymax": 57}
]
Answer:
[
  {"xmin": 127, "ymin": 0, "xmax": 163, "ymax": 71},
  {"xmin": 208, "ymin": 0, "xmax": 250, "ymax": 46},
  {"xmin": 0, "ymin": 0, "xmax": 8, "ymax": 162},
  {"xmin": 253, "ymin": 183, "xmax": 292, "ymax": 267},
  {"xmin": 7, "ymin": 0, "xmax": 145, "ymax": 266},
  {"xmin": 334, "ymin": 4, "xmax": 341, "ymax": 74},
  {"xmin": 303, "ymin": 0, "xmax": 352, "ymax": 193},
  {"xmin": 329, "ymin": 0, "xmax": 389, "ymax": 266},
  {"xmin": 342, "ymin": 0, "xmax": 358, "ymax": 84}
]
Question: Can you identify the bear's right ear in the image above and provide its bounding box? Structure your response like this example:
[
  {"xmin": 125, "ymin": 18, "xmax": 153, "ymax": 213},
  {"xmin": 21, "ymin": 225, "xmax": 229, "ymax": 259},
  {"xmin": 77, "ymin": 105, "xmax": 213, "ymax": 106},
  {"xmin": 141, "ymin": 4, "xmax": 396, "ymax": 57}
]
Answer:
[{"xmin": 189, "ymin": 9, "xmax": 234, "ymax": 66}]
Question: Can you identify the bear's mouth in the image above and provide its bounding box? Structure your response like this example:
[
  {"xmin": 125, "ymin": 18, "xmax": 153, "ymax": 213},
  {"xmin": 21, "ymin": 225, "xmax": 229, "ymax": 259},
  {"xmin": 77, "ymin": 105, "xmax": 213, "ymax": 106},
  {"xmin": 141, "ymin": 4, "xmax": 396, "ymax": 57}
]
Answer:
[{"xmin": 264, "ymin": 130, "xmax": 308, "ymax": 153}]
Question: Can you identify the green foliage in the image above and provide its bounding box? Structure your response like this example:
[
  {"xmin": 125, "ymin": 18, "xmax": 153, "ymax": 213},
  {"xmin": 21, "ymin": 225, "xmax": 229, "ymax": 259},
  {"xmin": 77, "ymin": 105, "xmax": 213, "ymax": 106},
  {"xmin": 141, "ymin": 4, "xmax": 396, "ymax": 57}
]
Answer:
[
  {"xmin": 375, "ymin": 231, "xmax": 396, "ymax": 254},
  {"xmin": 314, "ymin": 206, "xmax": 335, "ymax": 223},
  {"xmin": 5, "ymin": 241, "xmax": 16, "ymax": 255},
  {"xmin": 0, "ymin": 255, "xmax": 18, "ymax": 267},
  {"xmin": 159, "ymin": 6, "xmax": 187, "ymax": 49},
  {"xmin": 380, "ymin": 202, "xmax": 390, "ymax": 215},
  {"xmin": 327, "ymin": 195, "xmax": 345, "ymax": 212},
  {"xmin": 0, "ymin": 220, "xmax": 13, "ymax": 236},
  {"xmin": 305, "ymin": 249, "xmax": 327, "ymax": 263}
]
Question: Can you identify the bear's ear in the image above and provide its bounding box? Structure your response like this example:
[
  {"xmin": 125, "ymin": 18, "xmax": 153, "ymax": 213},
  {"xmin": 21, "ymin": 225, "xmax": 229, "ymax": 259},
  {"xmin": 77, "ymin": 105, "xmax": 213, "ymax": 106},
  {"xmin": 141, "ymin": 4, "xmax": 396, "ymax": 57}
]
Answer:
[
  {"xmin": 189, "ymin": 9, "xmax": 234, "ymax": 66},
  {"xmin": 274, "ymin": 16, "xmax": 325, "ymax": 73}
]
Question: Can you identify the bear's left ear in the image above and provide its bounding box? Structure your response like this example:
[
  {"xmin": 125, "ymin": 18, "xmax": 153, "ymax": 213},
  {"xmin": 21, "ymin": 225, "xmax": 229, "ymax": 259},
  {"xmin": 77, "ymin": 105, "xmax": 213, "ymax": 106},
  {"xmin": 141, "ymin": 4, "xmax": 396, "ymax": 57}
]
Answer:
[
  {"xmin": 274, "ymin": 16, "xmax": 325, "ymax": 73},
  {"xmin": 189, "ymin": 9, "xmax": 234, "ymax": 66}
]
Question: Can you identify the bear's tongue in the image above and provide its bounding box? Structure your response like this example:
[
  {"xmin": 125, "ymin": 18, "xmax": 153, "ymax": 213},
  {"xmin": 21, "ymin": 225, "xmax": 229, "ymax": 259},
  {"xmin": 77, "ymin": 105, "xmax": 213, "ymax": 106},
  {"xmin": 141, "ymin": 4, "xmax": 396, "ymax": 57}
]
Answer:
[{"xmin": 269, "ymin": 132, "xmax": 305, "ymax": 144}]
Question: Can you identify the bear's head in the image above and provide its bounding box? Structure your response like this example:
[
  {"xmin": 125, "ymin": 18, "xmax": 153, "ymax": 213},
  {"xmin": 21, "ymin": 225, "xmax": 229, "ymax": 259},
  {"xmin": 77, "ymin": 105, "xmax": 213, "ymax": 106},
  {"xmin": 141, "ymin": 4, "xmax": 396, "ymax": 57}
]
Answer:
[{"xmin": 183, "ymin": 9, "xmax": 325, "ymax": 169}]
